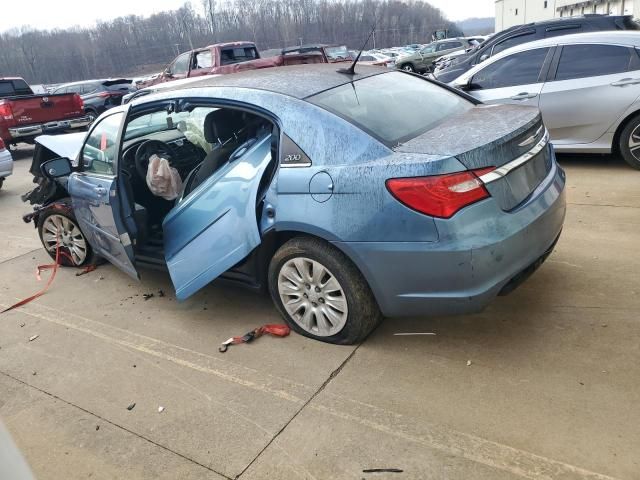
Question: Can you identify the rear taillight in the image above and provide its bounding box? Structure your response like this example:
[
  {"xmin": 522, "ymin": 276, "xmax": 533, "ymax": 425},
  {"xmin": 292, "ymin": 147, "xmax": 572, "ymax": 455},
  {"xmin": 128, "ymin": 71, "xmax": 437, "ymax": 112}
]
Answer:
[
  {"xmin": 386, "ymin": 167, "xmax": 495, "ymax": 219},
  {"xmin": 0, "ymin": 101, "xmax": 14, "ymax": 120},
  {"xmin": 72, "ymin": 93, "xmax": 84, "ymax": 111},
  {"xmin": 0, "ymin": 137, "xmax": 5, "ymax": 150}
]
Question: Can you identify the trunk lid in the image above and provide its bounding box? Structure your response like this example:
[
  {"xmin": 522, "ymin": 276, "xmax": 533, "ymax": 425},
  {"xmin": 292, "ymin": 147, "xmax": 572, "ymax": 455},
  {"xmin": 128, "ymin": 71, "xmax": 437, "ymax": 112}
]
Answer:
[
  {"xmin": 7, "ymin": 93, "xmax": 84, "ymax": 125},
  {"xmin": 394, "ymin": 104, "xmax": 551, "ymax": 211}
]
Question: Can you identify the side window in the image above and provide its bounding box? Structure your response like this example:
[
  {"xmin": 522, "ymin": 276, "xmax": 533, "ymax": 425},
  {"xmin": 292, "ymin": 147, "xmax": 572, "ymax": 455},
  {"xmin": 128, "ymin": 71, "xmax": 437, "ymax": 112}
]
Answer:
[
  {"xmin": 555, "ymin": 44, "xmax": 632, "ymax": 81},
  {"xmin": 171, "ymin": 53, "xmax": 190, "ymax": 75},
  {"xmin": 194, "ymin": 50, "xmax": 213, "ymax": 69},
  {"xmin": 471, "ymin": 48, "xmax": 550, "ymax": 90},
  {"xmin": 491, "ymin": 32, "xmax": 535, "ymax": 56},
  {"xmin": 360, "ymin": 55, "xmax": 375, "ymax": 61},
  {"xmin": 67, "ymin": 85, "xmax": 83, "ymax": 94},
  {"xmin": 81, "ymin": 113, "xmax": 124, "ymax": 175}
]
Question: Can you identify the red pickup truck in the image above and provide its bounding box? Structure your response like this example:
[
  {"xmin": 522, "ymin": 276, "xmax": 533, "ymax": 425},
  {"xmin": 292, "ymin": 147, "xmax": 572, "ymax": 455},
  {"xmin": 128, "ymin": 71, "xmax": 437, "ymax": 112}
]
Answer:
[
  {"xmin": 140, "ymin": 41, "xmax": 324, "ymax": 87},
  {"xmin": 0, "ymin": 77, "xmax": 91, "ymax": 146}
]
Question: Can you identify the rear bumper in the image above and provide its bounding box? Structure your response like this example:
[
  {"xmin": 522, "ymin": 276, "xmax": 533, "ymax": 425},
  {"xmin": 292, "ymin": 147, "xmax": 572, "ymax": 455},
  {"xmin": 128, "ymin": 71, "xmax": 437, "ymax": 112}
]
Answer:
[
  {"xmin": 334, "ymin": 151, "xmax": 567, "ymax": 318},
  {"xmin": 0, "ymin": 149, "xmax": 13, "ymax": 178},
  {"xmin": 8, "ymin": 116, "xmax": 92, "ymax": 139}
]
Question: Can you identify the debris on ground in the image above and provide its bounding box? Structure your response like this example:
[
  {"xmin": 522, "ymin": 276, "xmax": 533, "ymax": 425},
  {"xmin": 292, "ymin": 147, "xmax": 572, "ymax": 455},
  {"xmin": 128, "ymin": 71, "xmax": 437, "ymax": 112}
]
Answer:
[
  {"xmin": 75, "ymin": 265, "xmax": 98, "ymax": 277},
  {"xmin": 362, "ymin": 468, "xmax": 404, "ymax": 473},
  {"xmin": 127, "ymin": 403, "xmax": 136, "ymax": 411},
  {"xmin": 157, "ymin": 290, "xmax": 165, "ymax": 297},
  {"xmin": 466, "ymin": 360, "xmax": 472, "ymax": 366},
  {"xmin": 393, "ymin": 332, "xmax": 436, "ymax": 336},
  {"xmin": 19, "ymin": 322, "xmax": 25, "ymax": 327},
  {"xmin": 143, "ymin": 293, "xmax": 154, "ymax": 301},
  {"xmin": 219, "ymin": 324, "xmax": 291, "ymax": 353},
  {"xmin": 132, "ymin": 364, "xmax": 137, "ymax": 368},
  {"xmin": 32, "ymin": 371, "xmax": 37, "ymax": 376},
  {"xmin": 29, "ymin": 335, "xmax": 39, "ymax": 342},
  {"xmin": 95, "ymin": 425, "xmax": 100, "ymax": 431},
  {"xmin": 158, "ymin": 406, "xmax": 165, "ymax": 413}
]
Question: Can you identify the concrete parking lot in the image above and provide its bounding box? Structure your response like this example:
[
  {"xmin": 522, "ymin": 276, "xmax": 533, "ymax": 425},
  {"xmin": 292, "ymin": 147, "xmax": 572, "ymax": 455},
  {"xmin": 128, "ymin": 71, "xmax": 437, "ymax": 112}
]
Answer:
[{"xmin": 0, "ymin": 147, "xmax": 639, "ymax": 480}]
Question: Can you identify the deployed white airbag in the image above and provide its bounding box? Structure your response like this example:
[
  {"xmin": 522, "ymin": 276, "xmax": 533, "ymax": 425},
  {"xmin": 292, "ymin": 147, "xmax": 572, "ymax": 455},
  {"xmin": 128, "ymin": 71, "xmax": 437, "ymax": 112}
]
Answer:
[{"xmin": 146, "ymin": 154, "xmax": 182, "ymax": 201}]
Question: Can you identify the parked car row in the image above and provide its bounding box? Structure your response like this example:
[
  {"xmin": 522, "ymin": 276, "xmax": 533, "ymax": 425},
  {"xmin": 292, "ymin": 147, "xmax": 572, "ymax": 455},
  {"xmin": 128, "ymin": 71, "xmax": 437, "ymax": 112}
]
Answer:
[{"xmin": 440, "ymin": 23, "xmax": 640, "ymax": 170}]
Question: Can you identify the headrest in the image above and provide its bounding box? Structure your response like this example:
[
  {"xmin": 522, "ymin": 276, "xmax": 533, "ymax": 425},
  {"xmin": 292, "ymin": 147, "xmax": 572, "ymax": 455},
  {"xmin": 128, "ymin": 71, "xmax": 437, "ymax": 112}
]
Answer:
[{"xmin": 203, "ymin": 109, "xmax": 246, "ymax": 144}]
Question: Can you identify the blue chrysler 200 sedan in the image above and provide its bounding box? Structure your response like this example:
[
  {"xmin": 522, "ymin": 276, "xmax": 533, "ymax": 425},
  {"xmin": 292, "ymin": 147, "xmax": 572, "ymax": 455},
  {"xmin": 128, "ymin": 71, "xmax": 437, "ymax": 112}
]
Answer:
[{"xmin": 28, "ymin": 64, "xmax": 566, "ymax": 344}]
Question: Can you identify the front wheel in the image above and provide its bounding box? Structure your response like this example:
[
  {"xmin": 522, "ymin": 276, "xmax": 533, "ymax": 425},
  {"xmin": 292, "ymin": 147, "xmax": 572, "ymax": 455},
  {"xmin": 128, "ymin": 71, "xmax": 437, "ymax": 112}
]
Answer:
[
  {"xmin": 400, "ymin": 63, "xmax": 415, "ymax": 73},
  {"xmin": 37, "ymin": 206, "xmax": 95, "ymax": 266},
  {"xmin": 268, "ymin": 237, "xmax": 382, "ymax": 345},
  {"xmin": 619, "ymin": 115, "xmax": 640, "ymax": 170}
]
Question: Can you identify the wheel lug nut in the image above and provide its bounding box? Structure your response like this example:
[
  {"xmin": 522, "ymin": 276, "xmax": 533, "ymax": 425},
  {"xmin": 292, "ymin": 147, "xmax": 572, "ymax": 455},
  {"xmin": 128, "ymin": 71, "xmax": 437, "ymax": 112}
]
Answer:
[
  {"xmin": 303, "ymin": 293, "xmax": 308, "ymax": 298},
  {"xmin": 312, "ymin": 302, "xmax": 317, "ymax": 307},
  {"xmin": 305, "ymin": 284, "xmax": 311, "ymax": 289},
  {"xmin": 315, "ymin": 286, "xmax": 321, "ymax": 293},
  {"xmin": 319, "ymin": 298, "xmax": 325, "ymax": 304}
]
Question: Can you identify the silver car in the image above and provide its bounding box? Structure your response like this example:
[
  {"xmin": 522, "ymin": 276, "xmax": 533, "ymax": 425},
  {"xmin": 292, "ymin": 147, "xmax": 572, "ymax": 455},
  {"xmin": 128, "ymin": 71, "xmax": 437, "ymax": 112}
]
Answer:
[
  {"xmin": 450, "ymin": 31, "xmax": 640, "ymax": 170},
  {"xmin": 0, "ymin": 139, "xmax": 13, "ymax": 190}
]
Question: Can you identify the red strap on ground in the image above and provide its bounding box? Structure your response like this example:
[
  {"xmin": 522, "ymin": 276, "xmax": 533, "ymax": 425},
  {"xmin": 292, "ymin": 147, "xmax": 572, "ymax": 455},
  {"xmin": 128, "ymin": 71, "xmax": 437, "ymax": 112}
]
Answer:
[
  {"xmin": 1, "ymin": 240, "xmax": 94, "ymax": 315},
  {"xmin": 1, "ymin": 240, "xmax": 62, "ymax": 314},
  {"xmin": 219, "ymin": 324, "xmax": 291, "ymax": 352}
]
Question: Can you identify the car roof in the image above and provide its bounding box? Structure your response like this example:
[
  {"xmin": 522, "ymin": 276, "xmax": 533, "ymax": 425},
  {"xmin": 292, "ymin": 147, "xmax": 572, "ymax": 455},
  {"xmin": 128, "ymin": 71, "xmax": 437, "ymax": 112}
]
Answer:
[
  {"xmin": 493, "ymin": 30, "xmax": 640, "ymax": 55},
  {"xmin": 153, "ymin": 64, "xmax": 389, "ymax": 99}
]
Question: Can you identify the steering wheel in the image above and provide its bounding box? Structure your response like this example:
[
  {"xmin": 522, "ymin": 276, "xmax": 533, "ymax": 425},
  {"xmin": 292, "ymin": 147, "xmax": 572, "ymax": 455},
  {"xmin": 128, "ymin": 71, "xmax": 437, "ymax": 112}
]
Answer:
[{"xmin": 134, "ymin": 140, "xmax": 173, "ymax": 180}]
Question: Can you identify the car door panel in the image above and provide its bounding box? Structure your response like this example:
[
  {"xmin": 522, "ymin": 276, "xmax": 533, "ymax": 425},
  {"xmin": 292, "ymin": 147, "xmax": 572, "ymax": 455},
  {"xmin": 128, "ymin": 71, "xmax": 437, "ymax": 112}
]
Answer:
[
  {"xmin": 539, "ymin": 44, "xmax": 640, "ymax": 144},
  {"xmin": 67, "ymin": 110, "xmax": 139, "ymax": 279},
  {"xmin": 466, "ymin": 47, "xmax": 551, "ymax": 109},
  {"xmin": 68, "ymin": 173, "xmax": 138, "ymax": 278},
  {"xmin": 539, "ymin": 73, "xmax": 640, "ymax": 144},
  {"xmin": 163, "ymin": 132, "xmax": 273, "ymax": 300},
  {"xmin": 471, "ymin": 82, "xmax": 543, "ymax": 108}
]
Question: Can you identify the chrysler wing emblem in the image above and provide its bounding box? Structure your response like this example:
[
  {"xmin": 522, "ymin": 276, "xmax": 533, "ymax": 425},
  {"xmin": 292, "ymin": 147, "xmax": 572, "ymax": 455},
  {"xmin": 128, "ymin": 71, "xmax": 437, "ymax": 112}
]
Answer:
[{"xmin": 518, "ymin": 125, "xmax": 544, "ymax": 148}]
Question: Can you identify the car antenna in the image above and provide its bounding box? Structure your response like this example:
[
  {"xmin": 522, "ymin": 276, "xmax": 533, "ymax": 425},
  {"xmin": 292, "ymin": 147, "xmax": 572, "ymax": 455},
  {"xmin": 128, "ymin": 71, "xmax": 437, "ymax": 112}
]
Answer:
[{"xmin": 338, "ymin": 23, "xmax": 376, "ymax": 75}]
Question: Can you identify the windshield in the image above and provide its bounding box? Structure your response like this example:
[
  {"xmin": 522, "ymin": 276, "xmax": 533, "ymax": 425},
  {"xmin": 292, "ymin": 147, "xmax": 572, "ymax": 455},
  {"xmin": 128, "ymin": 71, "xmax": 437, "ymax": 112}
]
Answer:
[
  {"xmin": 309, "ymin": 72, "xmax": 472, "ymax": 147},
  {"xmin": 124, "ymin": 107, "xmax": 216, "ymax": 141},
  {"xmin": 220, "ymin": 46, "xmax": 259, "ymax": 65},
  {"xmin": 325, "ymin": 45, "xmax": 350, "ymax": 61}
]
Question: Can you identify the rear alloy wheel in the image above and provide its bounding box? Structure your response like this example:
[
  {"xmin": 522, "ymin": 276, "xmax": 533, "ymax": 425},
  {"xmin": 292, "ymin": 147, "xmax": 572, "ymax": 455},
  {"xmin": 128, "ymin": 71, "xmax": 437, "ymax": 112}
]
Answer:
[
  {"xmin": 401, "ymin": 64, "xmax": 415, "ymax": 73},
  {"xmin": 619, "ymin": 116, "xmax": 640, "ymax": 170},
  {"xmin": 268, "ymin": 237, "xmax": 382, "ymax": 345},
  {"xmin": 37, "ymin": 209, "xmax": 93, "ymax": 266}
]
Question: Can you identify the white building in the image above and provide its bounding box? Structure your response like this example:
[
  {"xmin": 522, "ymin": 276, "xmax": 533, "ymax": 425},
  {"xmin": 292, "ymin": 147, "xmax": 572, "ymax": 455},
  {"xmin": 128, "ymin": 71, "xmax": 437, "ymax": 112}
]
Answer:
[{"xmin": 495, "ymin": 0, "xmax": 638, "ymax": 31}]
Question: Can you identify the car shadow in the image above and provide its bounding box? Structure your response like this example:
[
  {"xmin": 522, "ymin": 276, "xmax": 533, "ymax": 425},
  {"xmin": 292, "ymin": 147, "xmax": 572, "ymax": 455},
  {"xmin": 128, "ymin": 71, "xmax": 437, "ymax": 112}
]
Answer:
[{"xmin": 555, "ymin": 152, "xmax": 629, "ymax": 171}]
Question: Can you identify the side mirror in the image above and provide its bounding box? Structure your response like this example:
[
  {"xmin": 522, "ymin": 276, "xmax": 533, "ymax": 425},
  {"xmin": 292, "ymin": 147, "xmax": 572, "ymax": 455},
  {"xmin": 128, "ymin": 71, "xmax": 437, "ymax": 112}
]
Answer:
[
  {"xmin": 479, "ymin": 54, "xmax": 489, "ymax": 62},
  {"xmin": 453, "ymin": 78, "xmax": 472, "ymax": 91},
  {"xmin": 164, "ymin": 67, "xmax": 173, "ymax": 77},
  {"xmin": 41, "ymin": 157, "xmax": 72, "ymax": 179}
]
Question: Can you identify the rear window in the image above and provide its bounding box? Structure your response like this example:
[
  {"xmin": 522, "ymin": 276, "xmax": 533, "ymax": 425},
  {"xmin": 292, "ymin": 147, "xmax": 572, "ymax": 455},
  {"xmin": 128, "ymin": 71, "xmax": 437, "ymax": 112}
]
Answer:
[
  {"xmin": 0, "ymin": 79, "xmax": 32, "ymax": 97},
  {"xmin": 309, "ymin": 72, "xmax": 472, "ymax": 147},
  {"xmin": 220, "ymin": 46, "xmax": 259, "ymax": 65}
]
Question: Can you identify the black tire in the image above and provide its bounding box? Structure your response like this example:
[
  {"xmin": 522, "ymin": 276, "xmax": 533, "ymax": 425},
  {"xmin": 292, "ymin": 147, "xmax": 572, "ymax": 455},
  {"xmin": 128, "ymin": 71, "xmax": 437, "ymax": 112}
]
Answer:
[
  {"xmin": 400, "ymin": 63, "xmax": 415, "ymax": 73},
  {"xmin": 268, "ymin": 237, "xmax": 382, "ymax": 345},
  {"xmin": 619, "ymin": 115, "xmax": 640, "ymax": 170},
  {"xmin": 0, "ymin": 178, "xmax": 4, "ymax": 190},
  {"xmin": 37, "ymin": 201, "xmax": 96, "ymax": 267},
  {"xmin": 86, "ymin": 109, "xmax": 98, "ymax": 124}
]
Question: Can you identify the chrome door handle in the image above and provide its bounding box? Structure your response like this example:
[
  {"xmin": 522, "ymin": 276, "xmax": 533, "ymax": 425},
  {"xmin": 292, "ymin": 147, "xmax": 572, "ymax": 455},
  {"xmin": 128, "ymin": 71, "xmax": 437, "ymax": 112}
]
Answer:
[
  {"xmin": 611, "ymin": 78, "xmax": 640, "ymax": 86},
  {"xmin": 510, "ymin": 92, "xmax": 538, "ymax": 101},
  {"xmin": 93, "ymin": 186, "xmax": 107, "ymax": 195}
]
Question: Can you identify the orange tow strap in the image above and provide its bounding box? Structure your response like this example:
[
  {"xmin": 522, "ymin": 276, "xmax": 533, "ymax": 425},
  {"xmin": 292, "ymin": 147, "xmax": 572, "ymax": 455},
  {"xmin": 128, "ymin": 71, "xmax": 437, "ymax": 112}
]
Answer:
[
  {"xmin": 219, "ymin": 324, "xmax": 291, "ymax": 352},
  {"xmin": 1, "ymin": 238, "xmax": 94, "ymax": 315}
]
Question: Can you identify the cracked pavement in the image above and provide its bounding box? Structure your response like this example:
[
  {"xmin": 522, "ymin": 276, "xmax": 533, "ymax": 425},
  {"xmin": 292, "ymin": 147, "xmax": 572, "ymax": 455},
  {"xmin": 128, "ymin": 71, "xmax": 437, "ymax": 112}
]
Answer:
[{"xmin": 1, "ymin": 147, "xmax": 639, "ymax": 479}]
